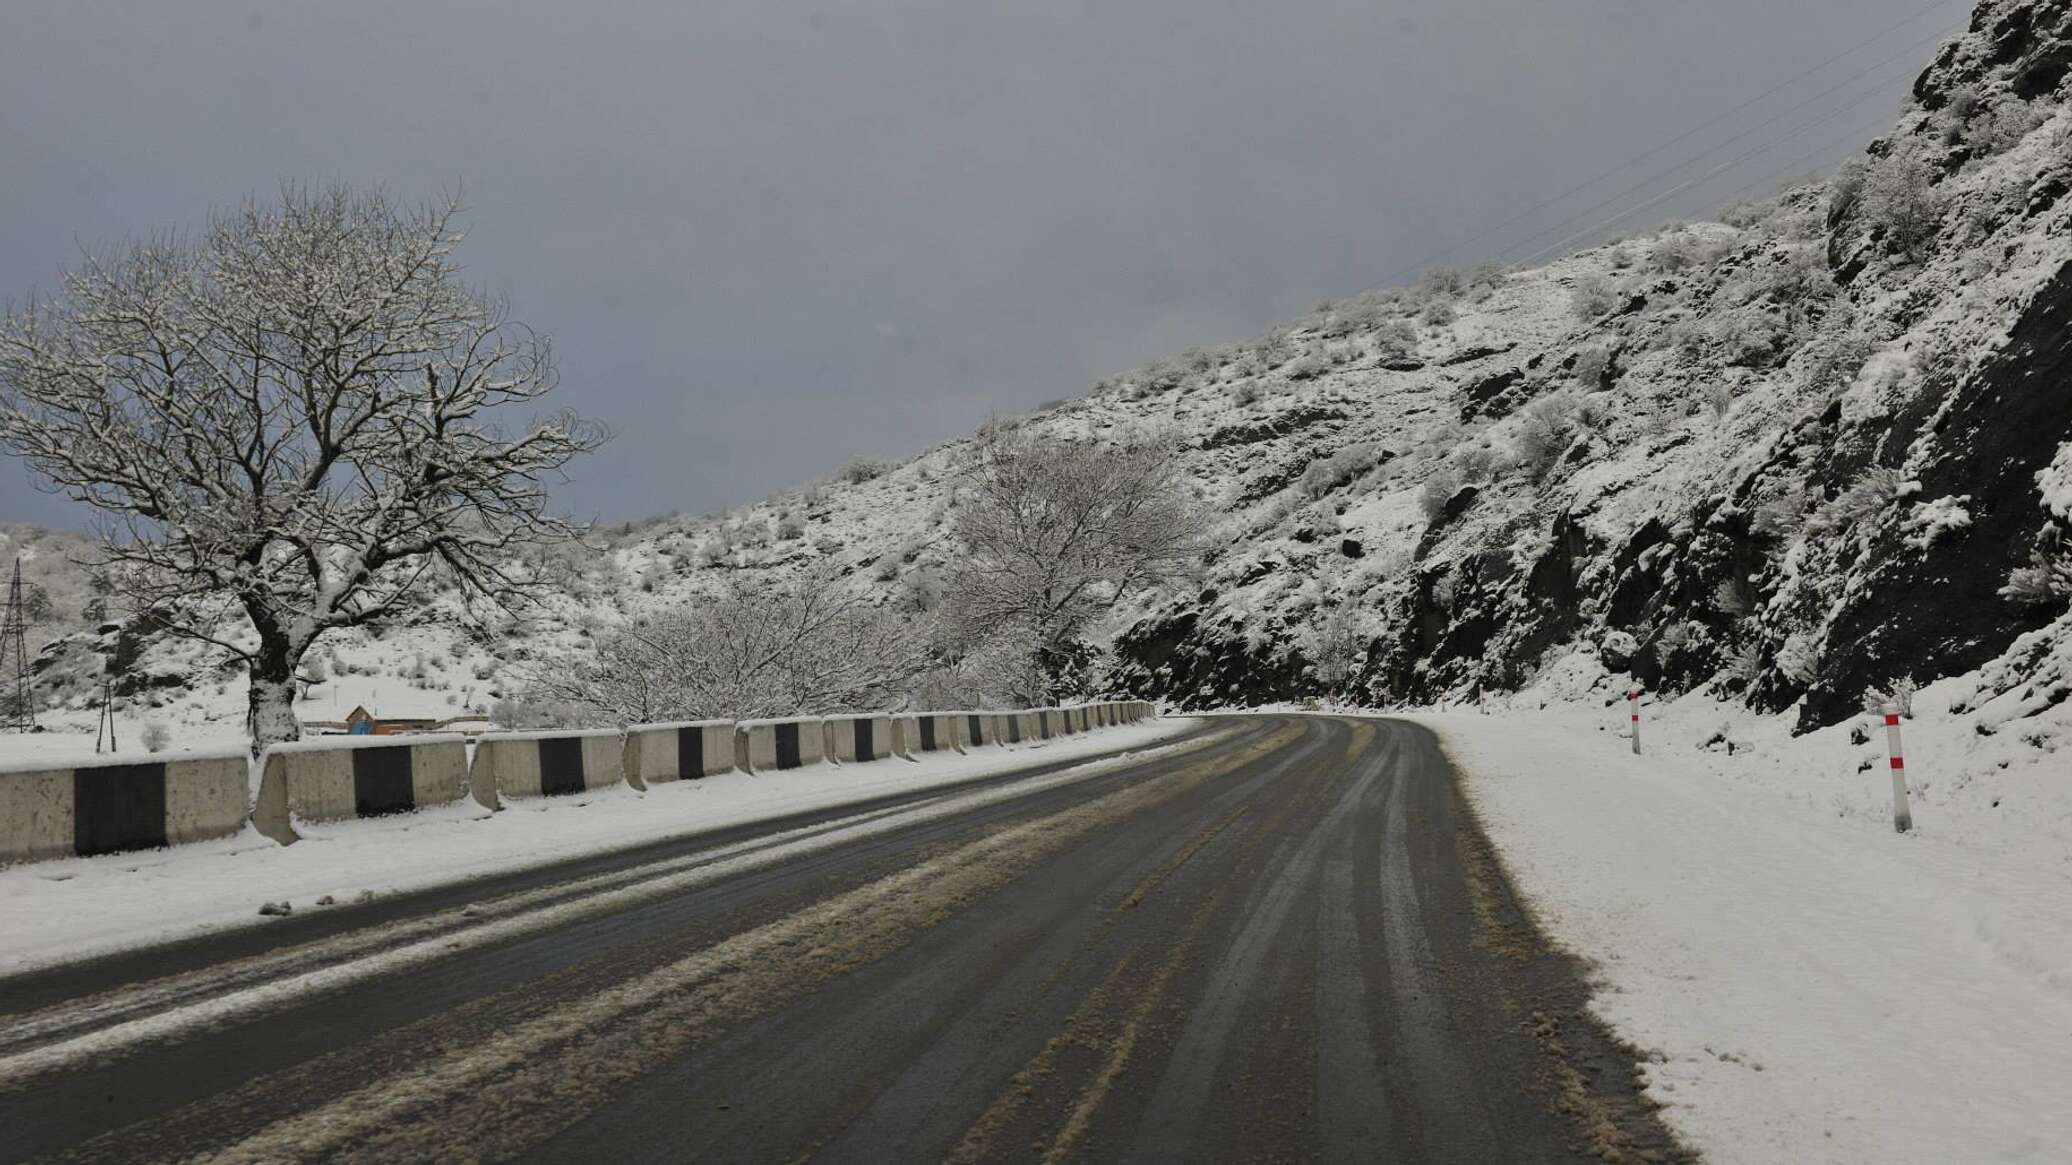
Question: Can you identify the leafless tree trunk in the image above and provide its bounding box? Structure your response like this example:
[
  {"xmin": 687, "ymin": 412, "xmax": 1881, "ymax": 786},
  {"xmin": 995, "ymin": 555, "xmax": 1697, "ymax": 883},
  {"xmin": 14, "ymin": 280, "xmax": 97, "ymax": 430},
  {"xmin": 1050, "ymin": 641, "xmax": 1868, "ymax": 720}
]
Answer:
[
  {"xmin": 0, "ymin": 182, "xmax": 606, "ymax": 752},
  {"xmin": 942, "ymin": 426, "xmax": 1203, "ymax": 700}
]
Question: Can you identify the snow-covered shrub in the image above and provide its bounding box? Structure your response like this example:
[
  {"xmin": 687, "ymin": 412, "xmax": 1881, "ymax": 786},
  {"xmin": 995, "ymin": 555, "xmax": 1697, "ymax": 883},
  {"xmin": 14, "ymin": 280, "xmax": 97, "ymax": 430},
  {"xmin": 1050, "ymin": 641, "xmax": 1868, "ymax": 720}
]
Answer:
[
  {"xmin": 1572, "ymin": 395, "xmax": 1608, "ymax": 431},
  {"xmin": 1420, "ymin": 299, "xmax": 1457, "ymax": 327},
  {"xmin": 1901, "ymin": 495, "xmax": 1972, "ymax": 550},
  {"xmin": 1862, "ymin": 152, "xmax": 1944, "ymax": 259},
  {"xmin": 1571, "ymin": 347, "xmax": 1610, "ymax": 390},
  {"xmin": 1720, "ymin": 639, "xmax": 1763, "ymax": 685},
  {"xmin": 1302, "ymin": 445, "xmax": 1377, "ymax": 499},
  {"xmin": 840, "ymin": 457, "xmax": 892, "ymax": 484},
  {"xmin": 1720, "ymin": 197, "xmax": 1782, "ymax": 230},
  {"xmin": 1417, "ymin": 466, "xmax": 1462, "ymax": 523},
  {"xmin": 1511, "ymin": 395, "xmax": 1578, "ymax": 481},
  {"xmin": 1736, "ymin": 246, "xmax": 1835, "ymax": 308},
  {"xmin": 1966, "ymin": 93, "xmax": 2051, "ymax": 156},
  {"xmin": 1798, "ymin": 325, "xmax": 1875, "ymax": 398},
  {"xmin": 1827, "ymin": 159, "xmax": 1868, "ymax": 221},
  {"xmin": 1373, "ymin": 319, "xmax": 1419, "ymax": 361},
  {"xmin": 1776, "ymin": 633, "xmax": 1822, "ymax": 684},
  {"xmin": 1419, "ymin": 267, "xmax": 1464, "ymax": 298},
  {"xmin": 1431, "ymin": 570, "xmax": 1460, "ymax": 611},
  {"xmin": 1319, "ymin": 298, "xmax": 1381, "ymax": 338},
  {"xmin": 775, "ymin": 517, "xmax": 804, "ymax": 541},
  {"xmin": 141, "ymin": 722, "xmax": 170, "ymax": 753},
  {"xmin": 1805, "ymin": 468, "xmax": 1906, "ymax": 536},
  {"xmin": 1455, "ymin": 445, "xmax": 1500, "ymax": 483},
  {"xmin": 1652, "ymin": 317, "xmax": 1707, "ymax": 359},
  {"xmin": 1568, "ymin": 276, "xmax": 1619, "ymax": 321},
  {"xmin": 1307, "ymin": 602, "xmax": 1370, "ymax": 694},
  {"xmin": 1258, "ymin": 329, "xmax": 1297, "ymax": 367},
  {"xmin": 898, "ymin": 567, "xmax": 945, "ymax": 614},
  {"xmin": 1648, "ymin": 231, "xmax": 1729, "ymax": 274},
  {"xmin": 2001, "ymin": 538, "xmax": 2072, "ymax": 608},
  {"xmin": 1710, "ymin": 307, "xmax": 1790, "ymax": 367},
  {"xmin": 1710, "ymin": 577, "xmax": 1753, "ymax": 617},
  {"xmin": 1752, "ymin": 490, "xmax": 1807, "ymax": 539},
  {"xmin": 1861, "ymin": 676, "xmax": 1916, "ymax": 718},
  {"xmin": 1658, "ymin": 621, "xmax": 1697, "ymax": 652}
]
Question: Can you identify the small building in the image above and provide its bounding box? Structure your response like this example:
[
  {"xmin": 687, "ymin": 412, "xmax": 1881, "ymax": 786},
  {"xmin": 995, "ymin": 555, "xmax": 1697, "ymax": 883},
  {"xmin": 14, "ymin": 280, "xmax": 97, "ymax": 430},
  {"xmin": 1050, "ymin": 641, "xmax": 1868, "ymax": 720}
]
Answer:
[
  {"xmin": 299, "ymin": 706, "xmax": 491, "ymax": 736},
  {"xmin": 342, "ymin": 705, "xmax": 443, "ymax": 736}
]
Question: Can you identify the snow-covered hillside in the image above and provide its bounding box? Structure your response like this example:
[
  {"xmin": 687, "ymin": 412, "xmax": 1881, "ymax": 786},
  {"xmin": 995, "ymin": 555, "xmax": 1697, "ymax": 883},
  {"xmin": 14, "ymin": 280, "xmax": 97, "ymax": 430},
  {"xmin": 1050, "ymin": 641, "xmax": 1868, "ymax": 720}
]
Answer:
[{"xmin": 11, "ymin": 0, "xmax": 2072, "ymax": 774}]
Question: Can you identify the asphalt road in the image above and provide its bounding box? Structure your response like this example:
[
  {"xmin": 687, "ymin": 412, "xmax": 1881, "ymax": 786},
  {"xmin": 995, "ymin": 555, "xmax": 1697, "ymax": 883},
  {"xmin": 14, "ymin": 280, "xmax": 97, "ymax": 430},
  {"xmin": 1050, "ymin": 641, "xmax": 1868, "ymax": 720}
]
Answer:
[{"xmin": 0, "ymin": 715, "xmax": 1689, "ymax": 1163}]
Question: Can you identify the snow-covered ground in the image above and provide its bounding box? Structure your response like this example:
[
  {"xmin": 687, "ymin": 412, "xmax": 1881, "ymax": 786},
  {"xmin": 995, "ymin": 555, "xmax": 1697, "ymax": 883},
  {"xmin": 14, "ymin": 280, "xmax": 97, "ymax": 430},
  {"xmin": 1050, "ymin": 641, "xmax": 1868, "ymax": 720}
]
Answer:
[
  {"xmin": 1414, "ymin": 688, "xmax": 2072, "ymax": 1163},
  {"xmin": 0, "ymin": 718, "xmax": 1192, "ymax": 975}
]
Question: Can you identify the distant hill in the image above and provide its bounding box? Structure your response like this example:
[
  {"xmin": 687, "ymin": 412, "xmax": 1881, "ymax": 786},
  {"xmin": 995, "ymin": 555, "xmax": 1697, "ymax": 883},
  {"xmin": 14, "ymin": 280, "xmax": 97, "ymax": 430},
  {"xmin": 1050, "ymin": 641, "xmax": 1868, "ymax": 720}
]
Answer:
[{"xmin": 0, "ymin": 522, "xmax": 103, "ymax": 639}]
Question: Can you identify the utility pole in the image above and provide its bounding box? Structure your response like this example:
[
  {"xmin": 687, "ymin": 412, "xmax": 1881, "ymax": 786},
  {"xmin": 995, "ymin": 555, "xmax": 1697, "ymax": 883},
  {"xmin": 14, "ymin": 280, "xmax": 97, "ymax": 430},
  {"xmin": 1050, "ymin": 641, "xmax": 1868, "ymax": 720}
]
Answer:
[
  {"xmin": 1, "ymin": 559, "xmax": 31, "ymax": 732},
  {"xmin": 95, "ymin": 679, "xmax": 120, "ymax": 754}
]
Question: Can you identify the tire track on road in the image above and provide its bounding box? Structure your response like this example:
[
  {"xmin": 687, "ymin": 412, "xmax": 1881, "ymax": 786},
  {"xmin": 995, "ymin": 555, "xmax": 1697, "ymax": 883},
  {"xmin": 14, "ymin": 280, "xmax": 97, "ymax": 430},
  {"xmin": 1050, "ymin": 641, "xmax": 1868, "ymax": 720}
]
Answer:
[{"xmin": 179, "ymin": 725, "xmax": 1306, "ymax": 1163}]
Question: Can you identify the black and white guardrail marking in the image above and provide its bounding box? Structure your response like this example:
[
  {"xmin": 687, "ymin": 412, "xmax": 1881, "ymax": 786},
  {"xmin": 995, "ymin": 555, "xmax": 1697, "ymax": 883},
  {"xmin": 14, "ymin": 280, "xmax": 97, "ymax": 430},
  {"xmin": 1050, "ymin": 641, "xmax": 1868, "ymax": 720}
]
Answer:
[{"xmin": 0, "ymin": 751, "xmax": 247, "ymax": 864}]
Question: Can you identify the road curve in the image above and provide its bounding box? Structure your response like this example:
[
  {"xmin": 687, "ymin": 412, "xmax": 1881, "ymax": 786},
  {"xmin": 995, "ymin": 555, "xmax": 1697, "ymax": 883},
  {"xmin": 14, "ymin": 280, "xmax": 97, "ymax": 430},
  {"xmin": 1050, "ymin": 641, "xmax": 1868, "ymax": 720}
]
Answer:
[{"xmin": 0, "ymin": 715, "xmax": 1689, "ymax": 1163}]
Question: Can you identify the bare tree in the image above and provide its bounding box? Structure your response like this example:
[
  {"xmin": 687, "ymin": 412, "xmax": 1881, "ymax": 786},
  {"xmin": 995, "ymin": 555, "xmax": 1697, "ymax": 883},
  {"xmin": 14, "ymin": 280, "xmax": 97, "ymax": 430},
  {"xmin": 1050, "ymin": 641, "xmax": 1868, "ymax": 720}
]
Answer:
[
  {"xmin": 0, "ymin": 183, "xmax": 605, "ymax": 750},
  {"xmin": 528, "ymin": 570, "xmax": 932, "ymax": 724},
  {"xmin": 943, "ymin": 427, "xmax": 1203, "ymax": 699},
  {"xmin": 1307, "ymin": 600, "xmax": 1369, "ymax": 698}
]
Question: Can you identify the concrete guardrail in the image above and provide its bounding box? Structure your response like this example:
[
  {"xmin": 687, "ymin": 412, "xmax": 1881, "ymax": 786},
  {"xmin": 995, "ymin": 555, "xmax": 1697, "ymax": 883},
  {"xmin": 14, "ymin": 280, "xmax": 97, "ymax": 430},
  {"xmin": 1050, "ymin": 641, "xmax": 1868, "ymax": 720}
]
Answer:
[
  {"xmin": 888, "ymin": 714, "xmax": 921, "ymax": 759},
  {"xmin": 908, "ymin": 712, "xmax": 970, "ymax": 755},
  {"xmin": 0, "ymin": 750, "xmax": 249, "ymax": 864},
  {"xmin": 472, "ymin": 728, "xmax": 626, "ymax": 804},
  {"xmin": 823, "ymin": 714, "xmax": 895, "ymax": 766},
  {"xmin": 734, "ymin": 717, "xmax": 826, "ymax": 775},
  {"xmin": 626, "ymin": 719, "xmax": 735, "ymax": 789},
  {"xmin": 253, "ymin": 734, "xmax": 471, "ymax": 845}
]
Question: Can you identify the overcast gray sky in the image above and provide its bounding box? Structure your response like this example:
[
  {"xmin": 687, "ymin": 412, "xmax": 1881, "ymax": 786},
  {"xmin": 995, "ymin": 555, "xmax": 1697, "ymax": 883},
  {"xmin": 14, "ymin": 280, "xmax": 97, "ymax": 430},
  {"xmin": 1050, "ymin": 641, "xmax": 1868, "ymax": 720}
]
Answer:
[{"xmin": 1, "ymin": 0, "xmax": 1968, "ymax": 528}]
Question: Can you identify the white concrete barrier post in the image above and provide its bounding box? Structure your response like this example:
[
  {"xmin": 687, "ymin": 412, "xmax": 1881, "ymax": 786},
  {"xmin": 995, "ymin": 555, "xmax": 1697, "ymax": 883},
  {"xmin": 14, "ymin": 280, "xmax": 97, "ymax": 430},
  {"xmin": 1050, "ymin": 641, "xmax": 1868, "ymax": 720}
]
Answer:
[
  {"xmin": 1883, "ymin": 702, "xmax": 1913, "ymax": 834},
  {"xmin": 1628, "ymin": 690, "xmax": 1641, "ymax": 756}
]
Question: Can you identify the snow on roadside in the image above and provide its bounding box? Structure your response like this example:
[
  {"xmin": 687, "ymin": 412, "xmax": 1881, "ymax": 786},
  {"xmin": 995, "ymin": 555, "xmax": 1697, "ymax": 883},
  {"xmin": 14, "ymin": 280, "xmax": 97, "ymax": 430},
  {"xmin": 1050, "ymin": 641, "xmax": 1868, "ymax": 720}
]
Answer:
[
  {"xmin": 0, "ymin": 719, "xmax": 1194, "ymax": 976},
  {"xmin": 1414, "ymin": 705, "xmax": 2072, "ymax": 1164}
]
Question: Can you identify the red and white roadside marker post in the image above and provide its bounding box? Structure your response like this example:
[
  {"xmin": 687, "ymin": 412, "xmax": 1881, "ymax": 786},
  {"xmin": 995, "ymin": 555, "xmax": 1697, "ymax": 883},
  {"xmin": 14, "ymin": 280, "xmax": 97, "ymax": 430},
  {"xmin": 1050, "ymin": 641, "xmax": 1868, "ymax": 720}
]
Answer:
[
  {"xmin": 1883, "ymin": 702, "xmax": 1913, "ymax": 834},
  {"xmin": 1628, "ymin": 690, "xmax": 1642, "ymax": 755}
]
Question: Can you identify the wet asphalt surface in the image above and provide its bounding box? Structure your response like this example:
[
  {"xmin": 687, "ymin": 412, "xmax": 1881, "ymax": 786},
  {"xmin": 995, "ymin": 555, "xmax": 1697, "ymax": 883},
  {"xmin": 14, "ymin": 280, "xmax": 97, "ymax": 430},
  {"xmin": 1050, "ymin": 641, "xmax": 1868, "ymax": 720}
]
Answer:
[{"xmin": 0, "ymin": 715, "xmax": 1690, "ymax": 1163}]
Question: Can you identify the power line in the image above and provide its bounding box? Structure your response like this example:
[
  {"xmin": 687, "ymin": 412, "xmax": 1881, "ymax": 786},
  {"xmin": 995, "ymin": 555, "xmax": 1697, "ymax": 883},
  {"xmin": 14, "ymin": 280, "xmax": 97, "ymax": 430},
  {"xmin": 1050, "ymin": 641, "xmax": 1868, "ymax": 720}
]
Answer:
[
  {"xmin": 1707, "ymin": 109, "xmax": 1911, "ymax": 210},
  {"xmin": 1362, "ymin": 0, "xmax": 1967, "ymax": 287},
  {"xmin": 1495, "ymin": 24, "xmax": 1954, "ymax": 268},
  {"xmin": 1511, "ymin": 71, "xmax": 1918, "ymax": 266}
]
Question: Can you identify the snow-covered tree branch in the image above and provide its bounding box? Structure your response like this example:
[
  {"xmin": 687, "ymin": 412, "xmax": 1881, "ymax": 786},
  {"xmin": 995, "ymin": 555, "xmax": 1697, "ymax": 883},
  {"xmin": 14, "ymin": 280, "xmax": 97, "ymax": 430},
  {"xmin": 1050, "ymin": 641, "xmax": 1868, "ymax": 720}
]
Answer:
[
  {"xmin": 0, "ymin": 182, "xmax": 607, "ymax": 750},
  {"xmin": 523, "ymin": 570, "xmax": 932, "ymax": 724},
  {"xmin": 942, "ymin": 426, "xmax": 1203, "ymax": 700}
]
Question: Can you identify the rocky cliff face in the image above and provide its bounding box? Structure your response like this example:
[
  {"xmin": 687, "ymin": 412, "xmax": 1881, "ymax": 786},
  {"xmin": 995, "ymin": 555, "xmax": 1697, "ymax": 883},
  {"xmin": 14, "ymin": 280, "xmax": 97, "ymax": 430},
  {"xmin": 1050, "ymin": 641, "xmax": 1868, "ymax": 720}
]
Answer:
[{"xmin": 1106, "ymin": 0, "xmax": 2072, "ymax": 730}]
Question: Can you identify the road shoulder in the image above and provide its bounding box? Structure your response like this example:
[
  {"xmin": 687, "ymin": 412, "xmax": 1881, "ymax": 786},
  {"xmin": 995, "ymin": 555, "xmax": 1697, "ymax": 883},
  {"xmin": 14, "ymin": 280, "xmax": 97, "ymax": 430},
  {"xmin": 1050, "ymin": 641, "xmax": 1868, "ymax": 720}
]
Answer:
[{"xmin": 1413, "ymin": 709, "xmax": 2072, "ymax": 1163}]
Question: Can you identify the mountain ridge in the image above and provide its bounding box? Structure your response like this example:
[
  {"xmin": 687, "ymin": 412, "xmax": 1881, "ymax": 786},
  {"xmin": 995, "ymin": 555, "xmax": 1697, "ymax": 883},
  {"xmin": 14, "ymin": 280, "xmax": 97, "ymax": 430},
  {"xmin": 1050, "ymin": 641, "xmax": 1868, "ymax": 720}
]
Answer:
[{"xmin": 9, "ymin": 0, "xmax": 2071, "ymax": 744}]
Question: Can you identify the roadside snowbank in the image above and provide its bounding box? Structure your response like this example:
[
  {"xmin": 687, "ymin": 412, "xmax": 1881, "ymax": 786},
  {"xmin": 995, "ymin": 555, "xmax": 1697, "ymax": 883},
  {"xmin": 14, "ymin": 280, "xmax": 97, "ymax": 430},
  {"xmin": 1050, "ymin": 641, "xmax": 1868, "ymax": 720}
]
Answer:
[
  {"xmin": 0, "ymin": 719, "xmax": 1193, "ymax": 975},
  {"xmin": 1414, "ymin": 703, "xmax": 2072, "ymax": 1164}
]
